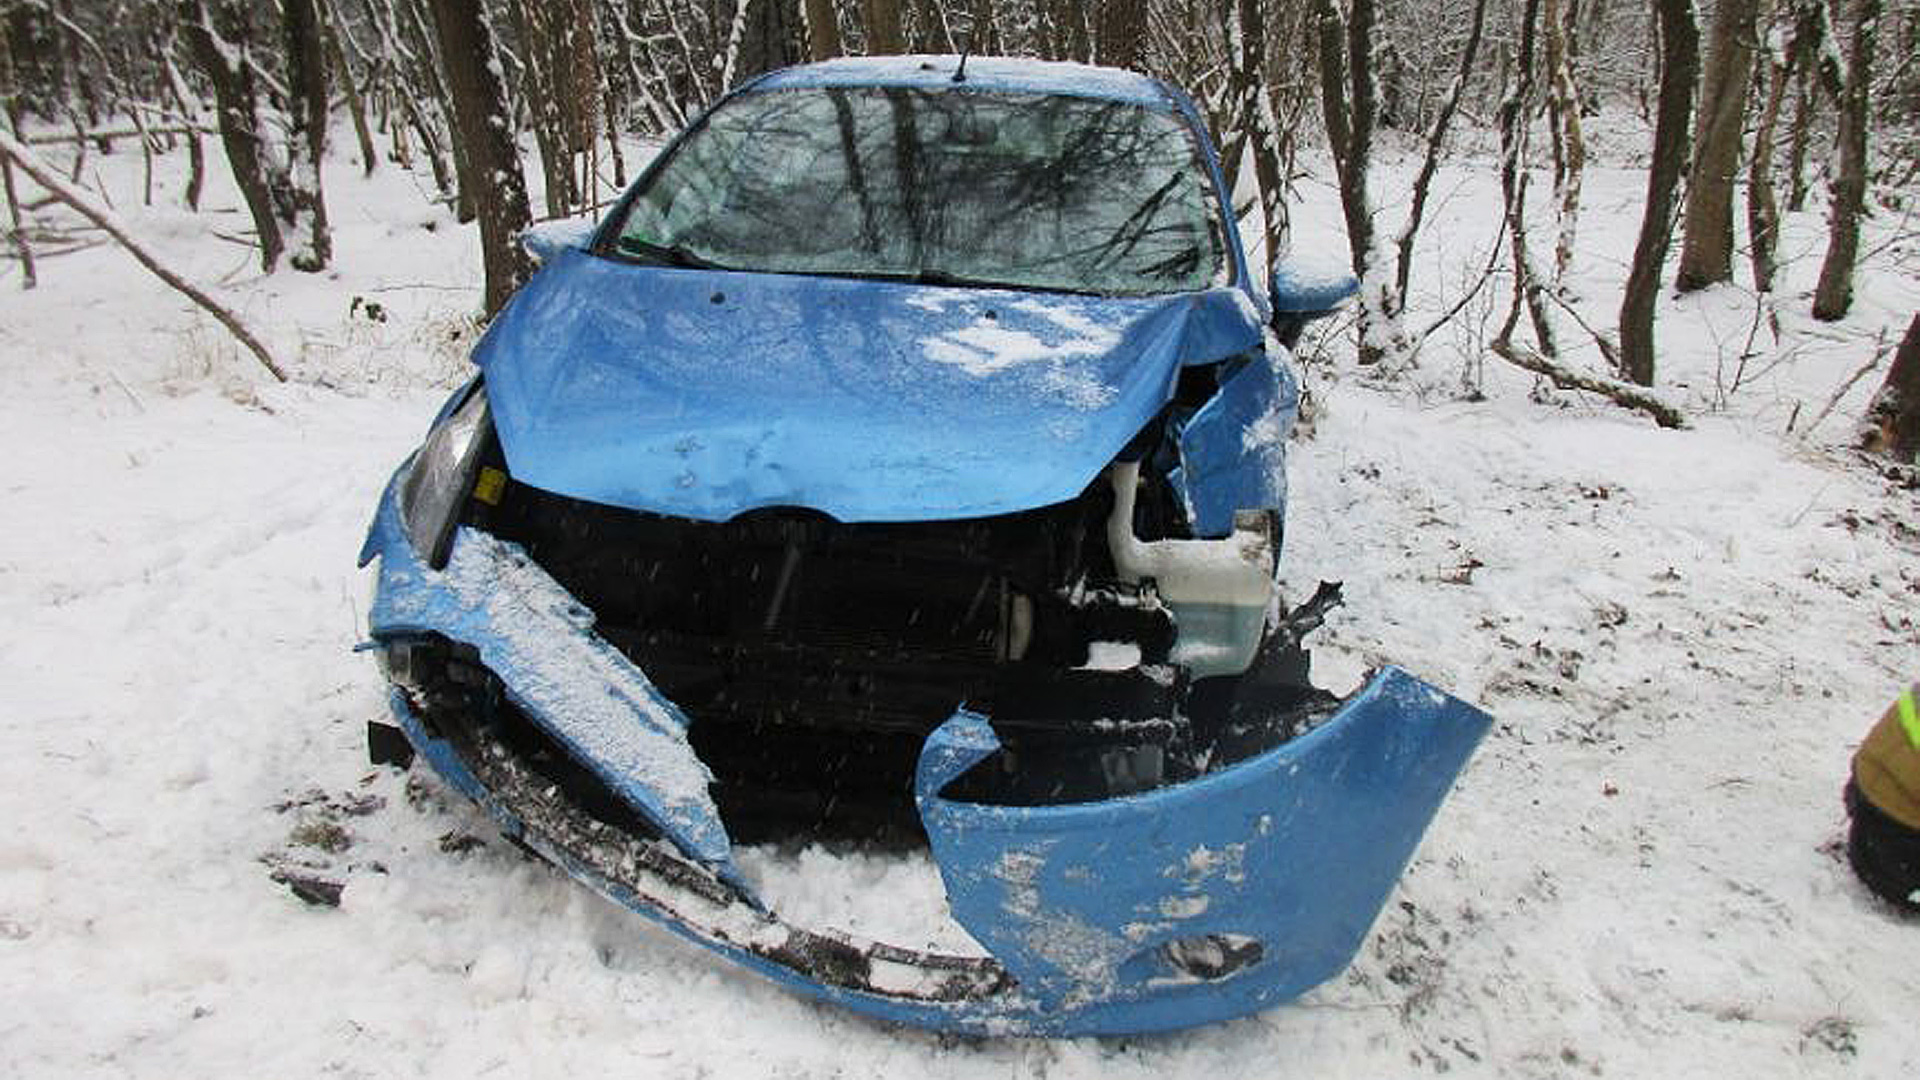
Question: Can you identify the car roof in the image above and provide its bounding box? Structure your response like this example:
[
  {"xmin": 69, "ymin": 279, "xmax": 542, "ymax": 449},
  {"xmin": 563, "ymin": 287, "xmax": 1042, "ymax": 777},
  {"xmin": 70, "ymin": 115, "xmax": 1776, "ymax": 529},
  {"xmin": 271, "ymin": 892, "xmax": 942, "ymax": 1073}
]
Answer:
[{"xmin": 751, "ymin": 55, "xmax": 1176, "ymax": 110}]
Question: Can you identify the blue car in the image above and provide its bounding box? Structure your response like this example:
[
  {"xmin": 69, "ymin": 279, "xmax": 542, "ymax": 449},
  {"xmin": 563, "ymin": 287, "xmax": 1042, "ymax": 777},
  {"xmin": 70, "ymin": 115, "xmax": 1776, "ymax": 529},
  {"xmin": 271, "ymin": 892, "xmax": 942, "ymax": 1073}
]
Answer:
[{"xmin": 359, "ymin": 56, "xmax": 1492, "ymax": 1035}]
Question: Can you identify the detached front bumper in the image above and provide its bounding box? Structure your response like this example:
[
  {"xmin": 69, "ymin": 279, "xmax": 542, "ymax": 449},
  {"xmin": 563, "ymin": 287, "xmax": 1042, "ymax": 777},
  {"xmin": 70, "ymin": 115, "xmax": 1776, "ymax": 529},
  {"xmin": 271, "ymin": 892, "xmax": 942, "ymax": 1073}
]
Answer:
[{"xmin": 361, "ymin": 473, "xmax": 1492, "ymax": 1036}]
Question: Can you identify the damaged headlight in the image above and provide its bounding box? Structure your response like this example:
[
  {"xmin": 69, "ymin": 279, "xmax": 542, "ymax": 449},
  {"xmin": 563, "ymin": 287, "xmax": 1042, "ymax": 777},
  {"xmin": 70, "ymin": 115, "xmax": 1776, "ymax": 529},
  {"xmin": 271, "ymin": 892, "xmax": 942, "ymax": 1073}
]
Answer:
[{"xmin": 399, "ymin": 384, "xmax": 492, "ymax": 568}]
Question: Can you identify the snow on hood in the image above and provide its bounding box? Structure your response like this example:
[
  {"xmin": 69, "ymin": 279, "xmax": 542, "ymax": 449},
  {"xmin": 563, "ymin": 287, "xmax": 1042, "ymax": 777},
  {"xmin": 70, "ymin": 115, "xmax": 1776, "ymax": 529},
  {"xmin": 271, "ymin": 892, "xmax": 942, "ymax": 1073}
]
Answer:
[{"xmin": 477, "ymin": 250, "xmax": 1263, "ymax": 522}]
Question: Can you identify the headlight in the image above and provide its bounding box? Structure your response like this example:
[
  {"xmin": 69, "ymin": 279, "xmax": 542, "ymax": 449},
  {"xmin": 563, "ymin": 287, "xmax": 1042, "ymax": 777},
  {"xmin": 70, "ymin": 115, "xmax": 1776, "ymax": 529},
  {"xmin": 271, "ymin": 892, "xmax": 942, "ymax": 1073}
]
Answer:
[{"xmin": 400, "ymin": 384, "xmax": 492, "ymax": 568}]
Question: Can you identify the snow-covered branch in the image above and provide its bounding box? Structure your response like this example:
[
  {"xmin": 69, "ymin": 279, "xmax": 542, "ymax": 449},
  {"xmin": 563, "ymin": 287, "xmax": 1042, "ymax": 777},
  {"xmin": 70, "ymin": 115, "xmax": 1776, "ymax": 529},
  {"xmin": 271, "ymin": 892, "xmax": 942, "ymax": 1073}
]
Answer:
[{"xmin": 0, "ymin": 130, "xmax": 287, "ymax": 382}]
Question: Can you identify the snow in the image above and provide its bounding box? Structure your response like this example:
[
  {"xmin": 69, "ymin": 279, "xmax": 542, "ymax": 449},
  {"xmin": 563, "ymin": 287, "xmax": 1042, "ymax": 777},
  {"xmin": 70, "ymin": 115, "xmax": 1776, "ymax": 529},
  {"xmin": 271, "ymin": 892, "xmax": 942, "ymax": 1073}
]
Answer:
[
  {"xmin": 409, "ymin": 527, "xmax": 726, "ymax": 862},
  {"xmin": 760, "ymin": 55, "xmax": 1169, "ymax": 108},
  {"xmin": 1, "ymin": 115, "xmax": 1917, "ymax": 1078},
  {"xmin": 1080, "ymin": 642, "xmax": 1144, "ymax": 671},
  {"xmin": 914, "ymin": 294, "xmax": 1123, "ymax": 408}
]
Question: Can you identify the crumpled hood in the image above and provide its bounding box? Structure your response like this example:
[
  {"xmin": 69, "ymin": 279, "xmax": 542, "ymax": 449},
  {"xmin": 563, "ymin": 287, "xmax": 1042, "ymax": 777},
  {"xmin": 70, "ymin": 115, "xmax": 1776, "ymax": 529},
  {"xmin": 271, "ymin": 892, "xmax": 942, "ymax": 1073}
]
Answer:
[{"xmin": 476, "ymin": 249, "xmax": 1262, "ymax": 521}]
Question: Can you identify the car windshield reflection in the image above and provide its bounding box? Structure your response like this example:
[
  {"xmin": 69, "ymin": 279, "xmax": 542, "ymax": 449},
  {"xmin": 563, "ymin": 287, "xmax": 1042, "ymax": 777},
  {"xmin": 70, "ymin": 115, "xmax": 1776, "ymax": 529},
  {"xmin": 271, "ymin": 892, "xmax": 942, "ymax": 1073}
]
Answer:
[{"xmin": 612, "ymin": 87, "xmax": 1225, "ymax": 296}]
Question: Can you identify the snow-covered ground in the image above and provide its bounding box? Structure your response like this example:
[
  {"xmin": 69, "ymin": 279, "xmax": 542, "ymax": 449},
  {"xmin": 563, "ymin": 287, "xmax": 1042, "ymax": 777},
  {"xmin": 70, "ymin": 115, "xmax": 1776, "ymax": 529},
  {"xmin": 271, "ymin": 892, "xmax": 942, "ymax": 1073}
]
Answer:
[{"xmin": 1, "ymin": 125, "xmax": 1915, "ymax": 1078}]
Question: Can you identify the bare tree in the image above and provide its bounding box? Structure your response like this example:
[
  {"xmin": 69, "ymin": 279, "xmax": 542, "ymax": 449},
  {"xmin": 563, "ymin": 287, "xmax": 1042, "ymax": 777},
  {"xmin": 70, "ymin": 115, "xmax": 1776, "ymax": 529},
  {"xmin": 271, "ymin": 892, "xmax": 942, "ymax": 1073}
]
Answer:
[
  {"xmin": 1314, "ymin": 0, "xmax": 1409, "ymax": 367},
  {"xmin": 732, "ymin": 0, "xmax": 804, "ymax": 82},
  {"xmin": 0, "ymin": 16, "xmax": 35, "ymax": 289},
  {"xmin": 398, "ymin": 0, "xmax": 464, "ymax": 215},
  {"xmin": 1863, "ymin": 314, "xmax": 1920, "ymax": 461},
  {"xmin": 511, "ymin": 0, "xmax": 580, "ymax": 217},
  {"xmin": 1674, "ymin": 0, "xmax": 1760, "ymax": 293},
  {"xmin": 1217, "ymin": 0, "xmax": 1292, "ymax": 269},
  {"xmin": 1746, "ymin": 6, "xmax": 1788, "ymax": 292},
  {"xmin": 803, "ymin": 0, "xmax": 844, "ymax": 60},
  {"xmin": 1394, "ymin": 0, "xmax": 1489, "ymax": 301},
  {"xmin": 1098, "ymin": 0, "xmax": 1150, "ymax": 69},
  {"xmin": 282, "ymin": 0, "xmax": 332, "ymax": 270},
  {"xmin": 178, "ymin": 0, "xmax": 285, "ymax": 271},
  {"xmin": 321, "ymin": 0, "xmax": 378, "ymax": 177},
  {"xmin": 1494, "ymin": 0, "xmax": 1558, "ymax": 359},
  {"xmin": 1747, "ymin": 0, "xmax": 1831, "ymax": 292},
  {"xmin": 1542, "ymin": 0, "xmax": 1586, "ymax": 281},
  {"xmin": 426, "ymin": 0, "xmax": 532, "ymax": 317},
  {"xmin": 1618, "ymin": 0, "xmax": 1699, "ymax": 387},
  {"xmin": 1812, "ymin": 0, "xmax": 1880, "ymax": 321},
  {"xmin": 862, "ymin": 0, "xmax": 906, "ymax": 54}
]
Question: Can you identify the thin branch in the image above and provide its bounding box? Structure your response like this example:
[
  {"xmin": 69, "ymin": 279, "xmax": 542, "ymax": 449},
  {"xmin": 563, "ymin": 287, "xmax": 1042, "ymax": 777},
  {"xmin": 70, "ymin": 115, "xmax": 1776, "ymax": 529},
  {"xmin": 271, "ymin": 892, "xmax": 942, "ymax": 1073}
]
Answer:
[
  {"xmin": 1489, "ymin": 337, "xmax": 1689, "ymax": 429},
  {"xmin": 1539, "ymin": 286, "xmax": 1622, "ymax": 371},
  {"xmin": 0, "ymin": 130, "xmax": 288, "ymax": 383},
  {"xmin": 1417, "ymin": 215, "xmax": 1510, "ymax": 346},
  {"xmin": 1799, "ymin": 332, "xmax": 1892, "ymax": 439}
]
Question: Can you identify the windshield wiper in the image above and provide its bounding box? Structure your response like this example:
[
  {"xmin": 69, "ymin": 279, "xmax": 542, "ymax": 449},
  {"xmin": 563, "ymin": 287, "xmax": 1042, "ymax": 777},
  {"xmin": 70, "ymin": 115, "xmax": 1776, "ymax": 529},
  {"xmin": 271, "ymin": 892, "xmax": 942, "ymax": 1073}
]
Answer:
[{"xmin": 615, "ymin": 237, "xmax": 732, "ymax": 271}]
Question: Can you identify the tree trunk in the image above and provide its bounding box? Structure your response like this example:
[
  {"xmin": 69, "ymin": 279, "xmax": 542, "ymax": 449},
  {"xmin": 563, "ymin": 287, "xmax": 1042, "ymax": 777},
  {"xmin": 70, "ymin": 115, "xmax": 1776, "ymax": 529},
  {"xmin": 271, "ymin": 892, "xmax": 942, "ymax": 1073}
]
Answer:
[
  {"xmin": 320, "ymin": 0, "xmax": 377, "ymax": 176},
  {"xmin": 803, "ymin": 0, "xmax": 842, "ymax": 60},
  {"xmin": 1747, "ymin": 5, "xmax": 1801, "ymax": 292},
  {"xmin": 560, "ymin": 0, "xmax": 604, "ymax": 204},
  {"xmin": 281, "ymin": 0, "xmax": 332, "ymax": 271},
  {"xmin": 0, "ymin": 21, "xmax": 33, "ymax": 290},
  {"xmin": 178, "ymin": 0, "xmax": 284, "ymax": 272},
  {"xmin": 1618, "ymin": 0, "xmax": 1699, "ymax": 387},
  {"xmin": 1495, "ymin": 0, "xmax": 1558, "ymax": 359},
  {"xmin": 911, "ymin": 0, "xmax": 955, "ymax": 51},
  {"xmin": 734, "ymin": 0, "xmax": 803, "ymax": 82},
  {"xmin": 397, "ymin": 0, "xmax": 463, "ymax": 216},
  {"xmin": 1543, "ymin": 0, "xmax": 1586, "ymax": 281},
  {"xmin": 510, "ymin": 0, "xmax": 579, "ymax": 218},
  {"xmin": 1313, "ymin": 0, "xmax": 1407, "ymax": 367},
  {"xmin": 1812, "ymin": 0, "xmax": 1879, "ymax": 322},
  {"xmin": 1220, "ymin": 0, "xmax": 1288, "ymax": 270},
  {"xmin": 425, "ymin": 0, "xmax": 532, "ymax": 318},
  {"xmin": 1863, "ymin": 314, "xmax": 1920, "ymax": 462},
  {"xmin": 1315, "ymin": 0, "xmax": 1373, "ymax": 275},
  {"xmin": 1057, "ymin": 0, "xmax": 1093, "ymax": 62},
  {"xmin": 1395, "ymin": 0, "xmax": 1488, "ymax": 301},
  {"xmin": 1674, "ymin": 0, "xmax": 1759, "ymax": 292},
  {"xmin": 1785, "ymin": 64, "xmax": 1814, "ymax": 210},
  {"xmin": 1097, "ymin": 0, "xmax": 1148, "ymax": 69},
  {"xmin": 861, "ymin": 0, "xmax": 906, "ymax": 54},
  {"xmin": 1, "ymin": 147, "xmax": 33, "ymax": 289},
  {"xmin": 1781, "ymin": 0, "xmax": 1848, "ymax": 220}
]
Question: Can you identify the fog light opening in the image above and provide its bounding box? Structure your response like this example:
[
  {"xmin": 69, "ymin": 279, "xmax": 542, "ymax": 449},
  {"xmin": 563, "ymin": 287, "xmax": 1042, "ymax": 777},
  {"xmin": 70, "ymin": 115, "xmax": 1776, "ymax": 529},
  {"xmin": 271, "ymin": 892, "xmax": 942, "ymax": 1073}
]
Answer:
[{"xmin": 1162, "ymin": 933, "xmax": 1264, "ymax": 981}]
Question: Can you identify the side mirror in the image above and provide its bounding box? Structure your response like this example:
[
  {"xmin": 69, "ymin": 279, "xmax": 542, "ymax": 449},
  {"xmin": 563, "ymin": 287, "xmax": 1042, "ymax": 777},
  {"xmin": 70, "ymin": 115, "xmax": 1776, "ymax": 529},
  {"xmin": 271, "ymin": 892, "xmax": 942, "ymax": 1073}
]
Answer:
[
  {"xmin": 520, "ymin": 218, "xmax": 598, "ymax": 264},
  {"xmin": 1269, "ymin": 254, "xmax": 1359, "ymax": 348}
]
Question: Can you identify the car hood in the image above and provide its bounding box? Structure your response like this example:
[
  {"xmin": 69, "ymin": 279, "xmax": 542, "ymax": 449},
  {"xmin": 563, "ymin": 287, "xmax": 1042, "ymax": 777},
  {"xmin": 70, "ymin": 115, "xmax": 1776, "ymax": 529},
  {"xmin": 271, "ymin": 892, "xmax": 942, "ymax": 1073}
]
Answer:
[{"xmin": 476, "ymin": 249, "xmax": 1263, "ymax": 522}]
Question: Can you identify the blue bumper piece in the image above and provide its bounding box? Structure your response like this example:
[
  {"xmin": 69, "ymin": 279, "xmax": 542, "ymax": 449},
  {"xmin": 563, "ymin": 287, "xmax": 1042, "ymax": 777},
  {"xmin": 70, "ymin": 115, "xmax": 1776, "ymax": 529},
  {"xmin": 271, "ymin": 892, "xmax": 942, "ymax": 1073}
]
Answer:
[
  {"xmin": 914, "ymin": 672, "xmax": 1491, "ymax": 1034},
  {"xmin": 362, "ymin": 471, "xmax": 736, "ymax": 873},
  {"xmin": 363, "ymin": 472, "xmax": 1493, "ymax": 1035}
]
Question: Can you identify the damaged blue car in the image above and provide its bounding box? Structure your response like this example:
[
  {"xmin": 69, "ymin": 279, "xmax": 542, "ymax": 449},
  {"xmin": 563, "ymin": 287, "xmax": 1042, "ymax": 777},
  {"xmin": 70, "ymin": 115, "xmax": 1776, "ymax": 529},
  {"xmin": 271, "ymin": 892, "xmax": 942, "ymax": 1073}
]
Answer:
[{"xmin": 359, "ymin": 55, "xmax": 1492, "ymax": 1036}]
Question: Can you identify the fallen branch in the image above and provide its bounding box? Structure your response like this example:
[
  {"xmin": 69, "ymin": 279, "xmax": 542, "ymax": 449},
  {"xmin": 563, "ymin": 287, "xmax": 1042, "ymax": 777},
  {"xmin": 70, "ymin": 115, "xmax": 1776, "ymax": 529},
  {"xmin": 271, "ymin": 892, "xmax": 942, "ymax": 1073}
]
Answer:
[
  {"xmin": 1490, "ymin": 336, "xmax": 1688, "ymax": 429},
  {"xmin": 1539, "ymin": 286, "xmax": 1622, "ymax": 371},
  {"xmin": 0, "ymin": 129, "xmax": 286, "ymax": 383},
  {"xmin": 1799, "ymin": 329, "xmax": 1891, "ymax": 439},
  {"xmin": 1, "ymin": 237, "xmax": 108, "ymax": 259},
  {"xmin": 1417, "ymin": 217, "xmax": 1510, "ymax": 348},
  {"xmin": 23, "ymin": 124, "xmax": 213, "ymax": 145}
]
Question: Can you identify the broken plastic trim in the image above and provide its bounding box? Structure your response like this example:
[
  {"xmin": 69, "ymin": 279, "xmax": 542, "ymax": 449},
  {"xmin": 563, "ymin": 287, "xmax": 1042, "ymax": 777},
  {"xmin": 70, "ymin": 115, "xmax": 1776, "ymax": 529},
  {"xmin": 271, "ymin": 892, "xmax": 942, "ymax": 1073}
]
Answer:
[
  {"xmin": 912, "ymin": 669, "xmax": 1489, "ymax": 1031},
  {"xmin": 381, "ymin": 661, "xmax": 1488, "ymax": 1035},
  {"xmin": 361, "ymin": 471, "xmax": 1494, "ymax": 1035}
]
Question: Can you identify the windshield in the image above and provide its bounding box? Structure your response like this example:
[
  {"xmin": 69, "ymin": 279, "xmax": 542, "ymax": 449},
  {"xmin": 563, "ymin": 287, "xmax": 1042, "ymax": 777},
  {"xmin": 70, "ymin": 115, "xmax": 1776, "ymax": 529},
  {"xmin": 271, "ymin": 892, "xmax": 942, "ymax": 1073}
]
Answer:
[{"xmin": 611, "ymin": 87, "xmax": 1226, "ymax": 296}]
